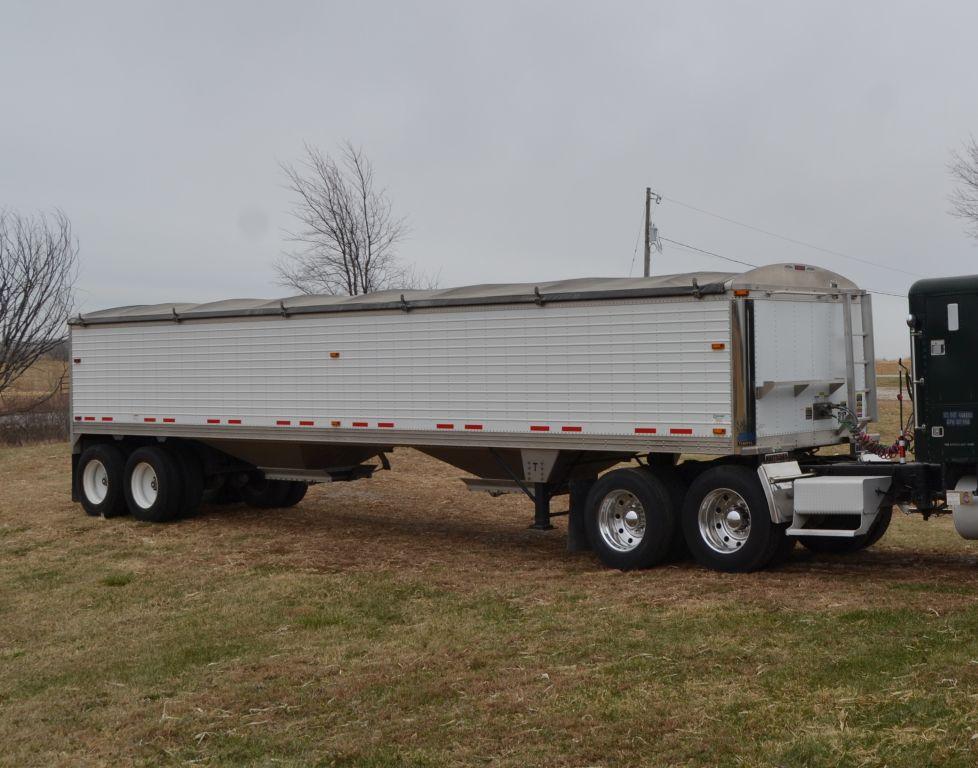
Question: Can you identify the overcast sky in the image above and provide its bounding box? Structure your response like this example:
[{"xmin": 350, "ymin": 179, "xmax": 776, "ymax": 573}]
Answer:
[{"xmin": 3, "ymin": 0, "xmax": 978, "ymax": 356}]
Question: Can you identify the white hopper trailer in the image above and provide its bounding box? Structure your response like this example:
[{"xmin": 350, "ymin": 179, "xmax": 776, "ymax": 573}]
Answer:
[{"xmin": 70, "ymin": 262, "xmax": 942, "ymax": 573}]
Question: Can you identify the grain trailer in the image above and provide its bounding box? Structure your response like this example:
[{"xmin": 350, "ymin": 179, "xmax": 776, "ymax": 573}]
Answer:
[{"xmin": 68, "ymin": 263, "xmax": 967, "ymax": 572}]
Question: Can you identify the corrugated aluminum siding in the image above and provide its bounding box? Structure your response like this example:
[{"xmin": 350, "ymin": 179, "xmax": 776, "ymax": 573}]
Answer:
[{"xmin": 71, "ymin": 298, "xmax": 734, "ymax": 438}]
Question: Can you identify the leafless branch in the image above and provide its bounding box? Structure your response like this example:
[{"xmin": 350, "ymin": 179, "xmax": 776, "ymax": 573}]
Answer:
[
  {"xmin": 949, "ymin": 137, "xmax": 978, "ymax": 239},
  {"xmin": 276, "ymin": 142, "xmax": 434, "ymax": 295},
  {"xmin": 0, "ymin": 210, "xmax": 78, "ymax": 407}
]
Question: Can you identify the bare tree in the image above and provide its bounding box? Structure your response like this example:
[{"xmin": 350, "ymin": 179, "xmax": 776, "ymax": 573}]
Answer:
[
  {"xmin": 949, "ymin": 137, "xmax": 978, "ymax": 239},
  {"xmin": 277, "ymin": 142, "xmax": 433, "ymax": 295},
  {"xmin": 0, "ymin": 210, "xmax": 78, "ymax": 412}
]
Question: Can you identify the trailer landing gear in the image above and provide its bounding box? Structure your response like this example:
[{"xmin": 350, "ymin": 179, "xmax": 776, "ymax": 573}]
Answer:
[{"xmin": 530, "ymin": 483, "xmax": 555, "ymax": 530}]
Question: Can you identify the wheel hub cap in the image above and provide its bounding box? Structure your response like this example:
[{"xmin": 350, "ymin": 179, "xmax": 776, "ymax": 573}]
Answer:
[
  {"xmin": 597, "ymin": 489, "xmax": 647, "ymax": 552},
  {"xmin": 82, "ymin": 459, "xmax": 109, "ymax": 505},
  {"xmin": 130, "ymin": 461, "xmax": 159, "ymax": 510},
  {"xmin": 698, "ymin": 488, "xmax": 752, "ymax": 554}
]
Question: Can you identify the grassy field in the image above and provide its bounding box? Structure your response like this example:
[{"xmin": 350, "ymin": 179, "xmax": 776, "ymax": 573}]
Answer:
[
  {"xmin": 3, "ymin": 359, "xmax": 68, "ymax": 398},
  {"xmin": 3, "ymin": 395, "xmax": 978, "ymax": 767}
]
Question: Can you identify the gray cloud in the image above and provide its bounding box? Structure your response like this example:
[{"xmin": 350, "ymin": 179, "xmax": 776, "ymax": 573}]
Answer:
[{"xmin": 2, "ymin": 0, "xmax": 977, "ymax": 355}]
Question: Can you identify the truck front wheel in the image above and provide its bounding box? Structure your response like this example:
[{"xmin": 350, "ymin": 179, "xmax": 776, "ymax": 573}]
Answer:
[
  {"xmin": 585, "ymin": 468, "xmax": 677, "ymax": 570},
  {"xmin": 682, "ymin": 464, "xmax": 786, "ymax": 572}
]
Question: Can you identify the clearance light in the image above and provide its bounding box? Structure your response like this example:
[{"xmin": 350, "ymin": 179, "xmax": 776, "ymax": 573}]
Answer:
[
  {"xmin": 711, "ymin": 343, "xmax": 726, "ymax": 351},
  {"xmin": 713, "ymin": 428, "xmax": 728, "ymax": 436},
  {"xmin": 733, "ymin": 289, "xmax": 750, "ymax": 297}
]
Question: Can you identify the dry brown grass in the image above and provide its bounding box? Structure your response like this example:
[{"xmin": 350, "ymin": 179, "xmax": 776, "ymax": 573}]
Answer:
[
  {"xmin": 3, "ymin": 395, "xmax": 978, "ymax": 767},
  {"xmin": 4, "ymin": 359, "xmax": 68, "ymax": 398}
]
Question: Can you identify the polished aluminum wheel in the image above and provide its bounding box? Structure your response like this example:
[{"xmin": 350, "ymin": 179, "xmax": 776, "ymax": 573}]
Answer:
[
  {"xmin": 130, "ymin": 461, "xmax": 159, "ymax": 510},
  {"xmin": 82, "ymin": 459, "xmax": 108, "ymax": 505},
  {"xmin": 597, "ymin": 489, "xmax": 646, "ymax": 552},
  {"xmin": 698, "ymin": 487, "xmax": 751, "ymax": 553}
]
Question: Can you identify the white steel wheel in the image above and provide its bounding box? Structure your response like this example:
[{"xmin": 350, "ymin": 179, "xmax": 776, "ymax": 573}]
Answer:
[
  {"xmin": 597, "ymin": 489, "xmax": 646, "ymax": 552},
  {"xmin": 76, "ymin": 443, "xmax": 128, "ymax": 518},
  {"xmin": 130, "ymin": 461, "xmax": 159, "ymax": 510},
  {"xmin": 698, "ymin": 487, "xmax": 752, "ymax": 554},
  {"xmin": 123, "ymin": 445, "xmax": 183, "ymax": 523},
  {"xmin": 82, "ymin": 459, "xmax": 109, "ymax": 505}
]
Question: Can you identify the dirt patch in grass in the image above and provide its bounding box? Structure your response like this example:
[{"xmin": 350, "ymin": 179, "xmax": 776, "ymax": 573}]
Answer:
[{"xmin": 3, "ymin": 414, "xmax": 978, "ymax": 766}]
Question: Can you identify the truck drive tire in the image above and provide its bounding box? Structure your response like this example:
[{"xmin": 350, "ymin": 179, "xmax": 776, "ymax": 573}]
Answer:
[
  {"xmin": 280, "ymin": 481, "xmax": 308, "ymax": 508},
  {"xmin": 647, "ymin": 467, "xmax": 690, "ymax": 561},
  {"xmin": 798, "ymin": 506, "xmax": 893, "ymax": 555},
  {"xmin": 682, "ymin": 464, "xmax": 787, "ymax": 573},
  {"xmin": 585, "ymin": 468, "xmax": 677, "ymax": 570},
  {"xmin": 240, "ymin": 477, "xmax": 291, "ymax": 509},
  {"xmin": 168, "ymin": 443, "xmax": 204, "ymax": 518},
  {"xmin": 77, "ymin": 443, "xmax": 128, "ymax": 518},
  {"xmin": 123, "ymin": 446, "xmax": 185, "ymax": 523}
]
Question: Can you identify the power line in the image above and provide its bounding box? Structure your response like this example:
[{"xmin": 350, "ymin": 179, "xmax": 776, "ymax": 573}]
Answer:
[
  {"xmin": 659, "ymin": 236, "xmax": 907, "ymax": 299},
  {"xmin": 660, "ymin": 237, "xmax": 758, "ymax": 268},
  {"xmin": 659, "ymin": 194, "xmax": 925, "ymax": 279},
  {"xmin": 628, "ymin": 203, "xmax": 645, "ymax": 277}
]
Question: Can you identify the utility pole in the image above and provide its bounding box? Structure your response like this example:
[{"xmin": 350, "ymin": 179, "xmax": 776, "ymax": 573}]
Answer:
[{"xmin": 643, "ymin": 188, "xmax": 662, "ymax": 277}]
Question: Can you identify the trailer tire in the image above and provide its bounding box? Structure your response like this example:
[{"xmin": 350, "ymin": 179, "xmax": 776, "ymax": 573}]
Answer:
[
  {"xmin": 123, "ymin": 446, "xmax": 185, "ymax": 523},
  {"xmin": 798, "ymin": 506, "xmax": 893, "ymax": 555},
  {"xmin": 240, "ymin": 476, "xmax": 291, "ymax": 509},
  {"xmin": 202, "ymin": 475, "xmax": 242, "ymax": 505},
  {"xmin": 585, "ymin": 468, "xmax": 677, "ymax": 570},
  {"xmin": 77, "ymin": 443, "xmax": 128, "ymax": 518},
  {"xmin": 682, "ymin": 464, "xmax": 786, "ymax": 572},
  {"xmin": 648, "ymin": 467, "xmax": 690, "ymax": 561},
  {"xmin": 168, "ymin": 444, "xmax": 204, "ymax": 518},
  {"xmin": 280, "ymin": 482, "xmax": 308, "ymax": 508}
]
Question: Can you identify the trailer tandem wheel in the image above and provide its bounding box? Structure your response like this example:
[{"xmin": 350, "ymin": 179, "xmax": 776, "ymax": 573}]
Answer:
[
  {"xmin": 123, "ymin": 446, "xmax": 185, "ymax": 523},
  {"xmin": 280, "ymin": 482, "xmax": 308, "ymax": 508},
  {"xmin": 240, "ymin": 477, "xmax": 292, "ymax": 509},
  {"xmin": 584, "ymin": 468, "xmax": 677, "ymax": 570},
  {"xmin": 167, "ymin": 443, "xmax": 205, "ymax": 518},
  {"xmin": 682, "ymin": 464, "xmax": 787, "ymax": 573},
  {"xmin": 77, "ymin": 443, "xmax": 129, "ymax": 518}
]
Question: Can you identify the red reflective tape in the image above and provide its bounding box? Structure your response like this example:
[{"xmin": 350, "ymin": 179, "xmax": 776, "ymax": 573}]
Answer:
[
  {"xmin": 206, "ymin": 419, "xmax": 220, "ymax": 424},
  {"xmin": 276, "ymin": 420, "xmax": 291, "ymax": 426},
  {"xmin": 464, "ymin": 424, "xmax": 483, "ymax": 430},
  {"xmin": 83, "ymin": 416, "xmax": 95, "ymax": 421},
  {"xmin": 163, "ymin": 418, "xmax": 176, "ymax": 423},
  {"xmin": 378, "ymin": 422, "xmax": 394, "ymax": 428},
  {"xmin": 101, "ymin": 416, "xmax": 113, "ymax": 422},
  {"xmin": 670, "ymin": 428, "xmax": 693, "ymax": 435},
  {"xmin": 634, "ymin": 427, "xmax": 657, "ymax": 434},
  {"xmin": 436, "ymin": 423, "xmax": 454, "ymax": 429},
  {"xmin": 561, "ymin": 426, "xmax": 582, "ymax": 432},
  {"xmin": 299, "ymin": 420, "xmax": 315, "ymax": 426},
  {"xmin": 530, "ymin": 425, "xmax": 550, "ymax": 432},
  {"xmin": 143, "ymin": 417, "xmax": 156, "ymax": 423},
  {"xmin": 352, "ymin": 421, "xmax": 368, "ymax": 427},
  {"xmin": 227, "ymin": 419, "xmax": 241, "ymax": 425},
  {"xmin": 74, "ymin": 416, "xmax": 81, "ymax": 421}
]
